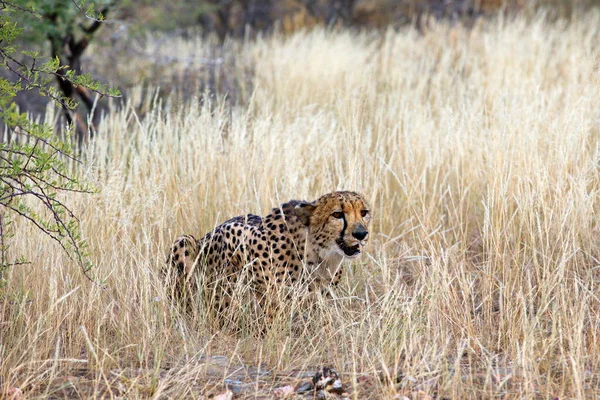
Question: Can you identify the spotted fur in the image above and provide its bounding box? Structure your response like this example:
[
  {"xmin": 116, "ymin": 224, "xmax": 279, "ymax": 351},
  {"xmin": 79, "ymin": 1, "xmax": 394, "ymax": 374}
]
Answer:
[{"xmin": 166, "ymin": 191, "xmax": 371, "ymax": 320}]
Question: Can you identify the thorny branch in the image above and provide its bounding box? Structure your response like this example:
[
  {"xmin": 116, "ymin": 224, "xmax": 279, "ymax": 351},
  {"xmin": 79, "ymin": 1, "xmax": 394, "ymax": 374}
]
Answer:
[
  {"xmin": 0, "ymin": 48, "xmax": 118, "ymax": 104},
  {"xmin": 0, "ymin": 176, "xmax": 94, "ymax": 282},
  {"xmin": 0, "ymin": 0, "xmax": 120, "ymax": 287},
  {"xmin": 70, "ymin": 0, "xmax": 115, "ymax": 25}
]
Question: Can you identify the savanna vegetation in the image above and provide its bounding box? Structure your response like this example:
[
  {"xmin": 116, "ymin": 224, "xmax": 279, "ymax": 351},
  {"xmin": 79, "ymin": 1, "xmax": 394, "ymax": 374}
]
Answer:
[{"xmin": 1, "ymin": 1, "xmax": 599, "ymax": 398}]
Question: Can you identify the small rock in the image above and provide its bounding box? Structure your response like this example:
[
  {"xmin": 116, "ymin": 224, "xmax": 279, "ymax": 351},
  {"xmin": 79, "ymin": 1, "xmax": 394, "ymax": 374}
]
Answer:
[
  {"xmin": 295, "ymin": 380, "xmax": 314, "ymax": 394},
  {"xmin": 224, "ymin": 379, "xmax": 246, "ymax": 396},
  {"xmin": 213, "ymin": 390, "xmax": 233, "ymax": 400},
  {"xmin": 273, "ymin": 385, "xmax": 295, "ymax": 398}
]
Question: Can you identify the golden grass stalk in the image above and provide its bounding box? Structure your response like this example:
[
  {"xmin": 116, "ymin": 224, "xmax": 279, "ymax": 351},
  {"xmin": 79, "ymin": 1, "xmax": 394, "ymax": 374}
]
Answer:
[{"xmin": 2, "ymin": 12, "xmax": 600, "ymax": 398}]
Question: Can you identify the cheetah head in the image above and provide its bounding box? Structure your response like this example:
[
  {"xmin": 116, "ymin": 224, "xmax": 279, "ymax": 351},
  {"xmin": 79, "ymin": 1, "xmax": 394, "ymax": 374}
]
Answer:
[{"xmin": 295, "ymin": 191, "xmax": 371, "ymax": 259}]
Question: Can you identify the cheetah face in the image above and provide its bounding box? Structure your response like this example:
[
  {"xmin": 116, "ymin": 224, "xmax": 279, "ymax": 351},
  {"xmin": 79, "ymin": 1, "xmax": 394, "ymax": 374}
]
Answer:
[{"xmin": 295, "ymin": 191, "xmax": 371, "ymax": 259}]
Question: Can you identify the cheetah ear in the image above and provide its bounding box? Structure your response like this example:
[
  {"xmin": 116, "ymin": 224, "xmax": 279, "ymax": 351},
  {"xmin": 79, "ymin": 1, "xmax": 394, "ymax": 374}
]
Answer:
[{"xmin": 294, "ymin": 202, "xmax": 316, "ymax": 226}]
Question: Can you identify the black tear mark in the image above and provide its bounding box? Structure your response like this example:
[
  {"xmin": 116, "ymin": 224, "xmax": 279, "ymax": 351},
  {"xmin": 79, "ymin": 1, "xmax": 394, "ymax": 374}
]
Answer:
[{"xmin": 339, "ymin": 201, "xmax": 347, "ymax": 242}]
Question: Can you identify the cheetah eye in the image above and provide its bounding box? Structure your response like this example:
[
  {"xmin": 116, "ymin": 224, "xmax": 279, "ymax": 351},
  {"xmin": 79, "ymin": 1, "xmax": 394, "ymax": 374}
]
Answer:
[
  {"xmin": 332, "ymin": 211, "xmax": 344, "ymax": 219},
  {"xmin": 361, "ymin": 210, "xmax": 369, "ymax": 218}
]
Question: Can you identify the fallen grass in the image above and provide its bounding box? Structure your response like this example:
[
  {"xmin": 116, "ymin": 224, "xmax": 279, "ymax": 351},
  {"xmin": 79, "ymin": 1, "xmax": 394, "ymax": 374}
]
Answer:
[{"xmin": 2, "ymin": 12, "xmax": 600, "ymax": 399}]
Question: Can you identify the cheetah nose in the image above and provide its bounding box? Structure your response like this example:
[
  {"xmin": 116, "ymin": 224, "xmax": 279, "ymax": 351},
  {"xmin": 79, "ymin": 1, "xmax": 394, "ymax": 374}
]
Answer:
[{"xmin": 352, "ymin": 226, "xmax": 368, "ymax": 241}]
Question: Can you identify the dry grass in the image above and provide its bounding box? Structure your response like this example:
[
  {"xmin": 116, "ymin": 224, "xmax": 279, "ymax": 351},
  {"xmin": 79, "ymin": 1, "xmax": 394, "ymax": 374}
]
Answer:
[{"xmin": 2, "ymin": 13, "xmax": 600, "ymax": 399}]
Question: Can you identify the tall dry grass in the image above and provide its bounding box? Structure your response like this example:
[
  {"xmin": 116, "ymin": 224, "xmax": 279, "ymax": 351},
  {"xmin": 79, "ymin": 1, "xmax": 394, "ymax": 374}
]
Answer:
[{"xmin": 2, "ymin": 12, "xmax": 600, "ymax": 399}]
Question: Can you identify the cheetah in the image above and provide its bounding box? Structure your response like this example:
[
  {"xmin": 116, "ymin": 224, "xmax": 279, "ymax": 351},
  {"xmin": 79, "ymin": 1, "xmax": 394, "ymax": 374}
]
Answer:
[{"xmin": 166, "ymin": 191, "xmax": 371, "ymax": 321}]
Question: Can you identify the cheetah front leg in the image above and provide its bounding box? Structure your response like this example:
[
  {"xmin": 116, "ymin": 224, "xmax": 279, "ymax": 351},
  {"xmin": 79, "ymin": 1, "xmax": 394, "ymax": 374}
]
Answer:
[{"xmin": 303, "ymin": 262, "xmax": 345, "ymax": 302}]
